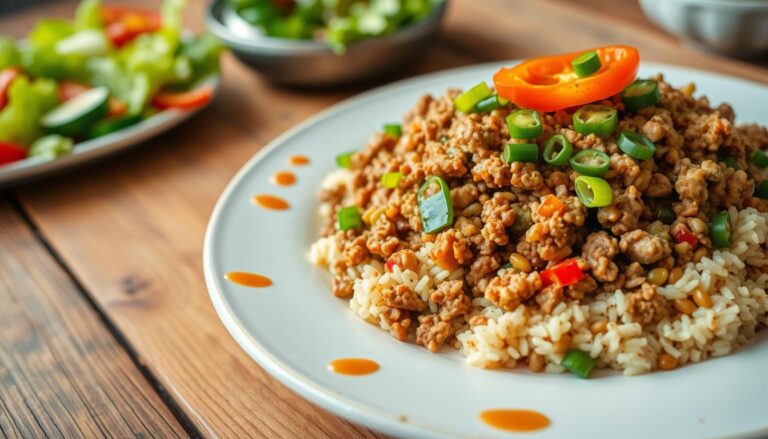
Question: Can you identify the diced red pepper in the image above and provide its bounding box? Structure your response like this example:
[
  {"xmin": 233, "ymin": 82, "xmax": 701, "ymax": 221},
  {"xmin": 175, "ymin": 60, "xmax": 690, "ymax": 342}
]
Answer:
[
  {"xmin": 152, "ymin": 86, "xmax": 214, "ymax": 111},
  {"xmin": 674, "ymin": 227, "xmax": 698, "ymax": 247},
  {"xmin": 385, "ymin": 260, "xmax": 396, "ymax": 273},
  {"xmin": 0, "ymin": 67, "xmax": 22, "ymax": 111},
  {"xmin": 0, "ymin": 142, "xmax": 27, "ymax": 166},
  {"xmin": 540, "ymin": 258, "xmax": 584, "ymax": 288},
  {"xmin": 102, "ymin": 6, "xmax": 162, "ymax": 47}
]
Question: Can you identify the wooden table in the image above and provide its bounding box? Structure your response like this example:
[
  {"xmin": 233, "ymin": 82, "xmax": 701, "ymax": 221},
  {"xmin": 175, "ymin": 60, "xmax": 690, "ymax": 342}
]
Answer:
[{"xmin": 1, "ymin": 0, "xmax": 766, "ymax": 437}]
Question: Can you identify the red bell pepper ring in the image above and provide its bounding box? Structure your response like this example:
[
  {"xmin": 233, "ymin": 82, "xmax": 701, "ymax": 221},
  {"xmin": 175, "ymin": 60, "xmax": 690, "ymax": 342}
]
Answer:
[
  {"xmin": 540, "ymin": 258, "xmax": 585, "ymax": 288},
  {"xmin": 0, "ymin": 142, "xmax": 28, "ymax": 166},
  {"xmin": 674, "ymin": 228, "xmax": 698, "ymax": 247},
  {"xmin": 152, "ymin": 86, "xmax": 214, "ymax": 111},
  {"xmin": 0, "ymin": 67, "xmax": 22, "ymax": 111}
]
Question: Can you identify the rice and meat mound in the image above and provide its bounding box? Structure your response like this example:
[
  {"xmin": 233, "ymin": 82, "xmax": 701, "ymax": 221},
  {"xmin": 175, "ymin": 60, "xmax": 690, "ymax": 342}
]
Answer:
[{"xmin": 310, "ymin": 54, "xmax": 768, "ymax": 376}]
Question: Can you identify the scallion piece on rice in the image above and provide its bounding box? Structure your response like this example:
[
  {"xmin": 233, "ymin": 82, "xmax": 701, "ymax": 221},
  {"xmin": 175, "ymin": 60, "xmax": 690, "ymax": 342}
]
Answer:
[
  {"xmin": 575, "ymin": 176, "xmax": 613, "ymax": 208},
  {"xmin": 507, "ymin": 109, "xmax": 542, "ymax": 139},
  {"xmin": 338, "ymin": 206, "xmax": 362, "ymax": 231},
  {"xmin": 383, "ymin": 123, "xmax": 402, "ymax": 138},
  {"xmin": 381, "ymin": 171, "xmax": 403, "ymax": 188},
  {"xmin": 562, "ymin": 349, "xmax": 596, "ymax": 378},
  {"xmin": 502, "ymin": 143, "xmax": 538, "ymax": 163},
  {"xmin": 336, "ymin": 151, "xmax": 356, "ymax": 168},
  {"xmin": 417, "ymin": 176, "xmax": 453, "ymax": 234},
  {"xmin": 453, "ymin": 82, "xmax": 492, "ymax": 113},
  {"xmin": 710, "ymin": 211, "xmax": 731, "ymax": 248}
]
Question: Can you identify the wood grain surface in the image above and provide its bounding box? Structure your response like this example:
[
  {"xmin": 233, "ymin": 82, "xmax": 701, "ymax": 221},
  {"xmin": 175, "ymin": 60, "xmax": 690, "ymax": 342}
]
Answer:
[
  {"xmin": 0, "ymin": 0, "xmax": 766, "ymax": 437},
  {"xmin": 0, "ymin": 200, "xmax": 185, "ymax": 438}
]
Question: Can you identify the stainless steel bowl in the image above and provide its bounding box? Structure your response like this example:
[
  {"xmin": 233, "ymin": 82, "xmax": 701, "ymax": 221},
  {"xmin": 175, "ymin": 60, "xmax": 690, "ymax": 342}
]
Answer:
[{"xmin": 206, "ymin": 0, "xmax": 447, "ymax": 86}]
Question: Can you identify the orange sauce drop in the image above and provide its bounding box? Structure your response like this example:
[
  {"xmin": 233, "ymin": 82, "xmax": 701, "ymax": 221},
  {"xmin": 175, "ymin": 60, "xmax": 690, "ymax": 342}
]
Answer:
[
  {"xmin": 225, "ymin": 272, "xmax": 273, "ymax": 288},
  {"xmin": 271, "ymin": 171, "xmax": 296, "ymax": 186},
  {"xmin": 288, "ymin": 155, "xmax": 310, "ymax": 166},
  {"xmin": 480, "ymin": 409, "xmax": 550, "ymax": 432},
  {"xmin": 328, "ymin": 358, "xmax": 380, "ymax": 376},
  {"xmin": 253, "ymin": 194, "xmax": 290, "ymax": 210}
]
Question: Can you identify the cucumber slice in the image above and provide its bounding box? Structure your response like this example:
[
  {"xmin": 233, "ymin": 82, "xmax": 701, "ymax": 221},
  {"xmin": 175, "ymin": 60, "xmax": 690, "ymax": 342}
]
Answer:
[
  {"xmin": 42, "ymin": 86, "xmax": 110, "ymax": 137},
  {"xmin": 87, "ymin": 114, "xmax": 143, "ymax": 139}
]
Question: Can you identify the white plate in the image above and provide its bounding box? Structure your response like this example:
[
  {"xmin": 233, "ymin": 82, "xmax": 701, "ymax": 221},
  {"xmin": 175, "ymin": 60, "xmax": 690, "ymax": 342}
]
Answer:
[
  {"xmin": 0, "ymin": 76, "xmax": 219, "ymax": 187},
  {"xmin": 204, "ymin": 62, "xmax": 768, "ymax": 439}
]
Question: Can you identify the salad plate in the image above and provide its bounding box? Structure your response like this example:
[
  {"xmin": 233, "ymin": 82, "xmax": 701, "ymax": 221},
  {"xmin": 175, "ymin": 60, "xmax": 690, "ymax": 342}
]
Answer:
[{"xmin": 204, "ymin": 61, "xmax": 768, "ymax": 439}]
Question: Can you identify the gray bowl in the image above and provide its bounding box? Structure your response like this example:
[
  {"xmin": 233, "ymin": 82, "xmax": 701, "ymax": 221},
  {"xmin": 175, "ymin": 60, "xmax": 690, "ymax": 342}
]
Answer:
[{"xmin": 206, "ymin": 0, "xmax": 447, "ymax": 86}]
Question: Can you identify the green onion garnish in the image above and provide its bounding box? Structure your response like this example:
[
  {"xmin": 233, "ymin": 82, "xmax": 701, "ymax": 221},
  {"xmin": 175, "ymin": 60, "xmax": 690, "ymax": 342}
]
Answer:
[
  {"xmin": 543, "ymin": 134, "xmax": 573, "ymax": 167},
  {"xmin": 474, "ymin": 94, "xmax": 508, "ymax": 113},
  {"xmin": 417, "ymin": 176, "xmax": 454, "ymax": 234},
  {"xmin": 453, "ymin": 82, "xmax": 492, "ymax": 113},
  {"xmin": 562, "ymin": 349, "xmax": 596, "ymax": 378},
  {"xmin": 507, "ymin": 109, "xmax": 542, "ymax": 139},
  {"xmin": 575, "ymin": 175, "xmax": 613, "ymax": 208},
  {"xmin": 750, "ymin": 150, "xmax": 768, "ymax": 168},
  {"xmin": 338, "ymin": 206, "xmax": 362, "ymax": 231},
  {"xmin": 621, "ymin": 79, "xmax": 660, "ymax": 111},
  {"xmin": 502, "ymin": 143, "xmax": 538, "ymax": 163},
  {"xmin": 570, "ymin": 149, "xmax": 610, "ymax": 177},
  {"xmin": 720, "ymin": 156, "xmax": 739, "ymax": 170},
  {"xmin": 617, "ymin": 130, "xmax": 656, "ymax": 160},
  {"xmin": 573, "ymin": 105, "xmax": 617, "ymax": 138},
  {"xmin": 381, "ymin": 171, "xmax": 403, "ymax": 188},
  {"xmin": 710, "ymin": 211, "xmax": 731, "ymax": 248},
  {"xmin": 383, "ymin": 123, "xmax": 402, "ymax": 138},
  {"xmin": 571, "ymin": 51, "xmax": 601, "ymax": 78},
  {"xmin": 756, "ymin": 180, "xmax": 768, "ymax": 199},
  {"xmin": 336, "ymin": 151, "xmax": 356, "ymax": 168},
  {"xmin": 656, "ymin": 207, "xmax": 676, "ymax": 225}
]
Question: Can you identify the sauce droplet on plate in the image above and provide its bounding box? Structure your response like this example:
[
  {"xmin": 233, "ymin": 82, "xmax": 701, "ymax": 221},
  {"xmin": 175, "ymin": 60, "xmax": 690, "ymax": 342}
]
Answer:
[
  {"xmin": 328, "ymin": 358, "xmax": 380, "ymax": 376},
  {"xmin": 480, "ymin": 409, "xmax": 550, "ymax": 432},
  {"xmin": 253, "ymin": 194, "xmax": 290, "ymax": 210},
  {"xmin": 272, "ymin": 171, "xmax": 297, "ymax": 186},
  {"xmin": 288, "ymin": 155, "xmax": 310, "ymax": 166},
  {"xmin": 226, "ymin": 272, "xmax": 273, "ymax": 288}
]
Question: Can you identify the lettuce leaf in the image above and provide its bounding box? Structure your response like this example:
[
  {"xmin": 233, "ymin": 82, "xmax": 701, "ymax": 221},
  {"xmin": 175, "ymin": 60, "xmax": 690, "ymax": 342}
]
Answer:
[
  {"xmin": 0, "ymin": 76, "xmax": 60, "ymax": 146},
  {"xmin": 20, "ymin": 19, "xmax": 88, "ymax": 79},
  {"xmin": 75, "ymin": 0, "xmax": 103, "ymax": 30},
  {"xmin": 0, "ymin": 37, "xmax": 19, "ymax": 70}
]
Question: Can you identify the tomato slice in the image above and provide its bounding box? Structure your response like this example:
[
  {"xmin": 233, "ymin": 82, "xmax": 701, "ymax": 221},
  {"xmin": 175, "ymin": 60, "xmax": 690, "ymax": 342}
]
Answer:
[
  {"xmin": 58, "ymin": 79, "xmax": 90, "ymax": 101},
  {"xmin": 0, "ymin": 67, "xmax": 22, "ymax": 111},
  {"xmin": 102, "ymin": 5, "xmax": 162, "ymax": 47},
  {"xmin": 493, "ymin": 46, "xmax": 640, "ymax": 112},
  {"xmin": 0, "ymin": 142, "xmax": 28, "ymax": 166},
  {"xmin": 152, "ymin": 86, "xmax": 214, "ymax": 111}
]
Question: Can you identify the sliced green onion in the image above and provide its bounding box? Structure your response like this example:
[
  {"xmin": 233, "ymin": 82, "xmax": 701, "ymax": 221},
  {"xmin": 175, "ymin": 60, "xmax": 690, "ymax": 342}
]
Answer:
[
  {"xmin": 417, "ymin": 176, "xmax": 454, "ymax": 234},
  {"xmin": 575, "ymin": 175, "xmax": 613, "ymax": 208},
  {"xmin": 502, "ymin": 143, "xmax": 538, "ymax": 163},
  {"xmin": 621, "ymin": 79, "xmax": 660, "ymax": 111},
  {"xmin": 656, "ymin": 207, "xmax": 676, "ymax": 225},
  {"xmin": 383, "ymin": 123, "xmax": 402, "ymax": 138},
  {"xmin": 710, "ymin": 211, "xmax": 731, "ymax": 248},
  {"xmin": 474, "ymin": 95, "xmax": 506, "ymax": 113},
  {"xmin": 756, "ymin": 180, "xmax": 768, "ymax": 199},
  {"xmin": 618, "ymin": 130, "xmax": 656, "ymax": 160},
  {"xmin": 336, "ymin": 151, "xmax": 355, "ymax": 168},
  {"xmin": 720, "ymin": 156, "xmax": 739, "ymax": 170},
  {"xmin": 749, "ymin": 150, "xmax": 768, "ymax": 168},
  {"xmin": 543, "ymin": 134, "xmax": 573, "ymax": 166},
  {"xmin": 571, "ymin": 51, "xmax": 601, "ymax": 78},
  {"xmin": 338, "ymin": 206, "xmax": 362, "ymax": 231},
  {"xmin": 381, "ymin": 171, "xmax": 403, "ymax": 188},
  {"xmin": 573, "ymin": 105, "xmax": 617, "ymax": 138},
  {"xmin": 562, "ymin": 349, "xmax": 596, "ymax": 378},
  {"xmin": 453, "ymin": 82, "xmax": 492, "ymax": 113},
  {"xmin": 507, "ymin": 109, "xmax": 542, "ymax": 139},
  {"xmin": 570, "ymin": 149, "xmax": 610, "ymax": 176}
]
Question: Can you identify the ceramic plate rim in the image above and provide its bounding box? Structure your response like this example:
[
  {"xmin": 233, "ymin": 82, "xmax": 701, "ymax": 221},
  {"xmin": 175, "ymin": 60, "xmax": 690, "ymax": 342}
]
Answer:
[{"xmin": 203, "ymin": 61, "xmax": 768, "ymax": 439}]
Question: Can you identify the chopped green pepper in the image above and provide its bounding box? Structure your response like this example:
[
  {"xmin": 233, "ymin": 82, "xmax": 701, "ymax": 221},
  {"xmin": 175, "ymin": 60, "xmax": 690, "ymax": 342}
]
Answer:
[
  {"xmin": 507, "ymin": 109, "xmax": 542, "ymax": 139},
  {"xmin": 338, "ymin": 205, "xmax": 362, "ymax": 231},
  {"xmin": 575, "ymin": 175, "xmax": 613, "ymax": 208},
  {"xmin": 573, "ymin": 105, "xmax": 617, "ymax": 138},
  {"xmin": 570, "ymin": 149, "xmax": 610, "ymax": 177},
  {"xmin": 417, "ymin": 175, "xmax": 454, "ymax": 234},
  {"xmin": 571, "ymin": 51, "xmax": 601, "ymax": 78},
  {"xmin": 502, "ymin": 143, "xmax": 538, "ymax": 163},
  {"xmin": 621, "ymin": 79, "xmax": 660, "ymax": 111},
  {"xmin": 453, "ymin": 82, "xmax": 492, "ymax": 113},
  {"xmin": 543, "ymin": 134, "xmax": 572, "ymax": 166},
  {"xmin": 618, "ymin": 130, "xmax": 656, "ymax": 160}
]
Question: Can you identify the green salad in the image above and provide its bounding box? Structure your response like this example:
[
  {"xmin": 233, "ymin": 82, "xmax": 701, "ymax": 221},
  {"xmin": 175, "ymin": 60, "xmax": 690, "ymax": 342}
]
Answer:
[
  {"xmin": 228, "ymin": 0, "xmax": 444, "ymax": 52},
  {"xmin": 0, "ymin": 0, "xmax": 223, "ymax": 167}
]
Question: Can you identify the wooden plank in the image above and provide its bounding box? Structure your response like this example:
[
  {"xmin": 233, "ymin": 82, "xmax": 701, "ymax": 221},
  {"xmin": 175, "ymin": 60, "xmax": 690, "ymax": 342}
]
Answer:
[
  {"xmin": 0, "ymin": 199, "xmax": 185, "ymax": 438},
  {"xmin": 6, "ymin": 0, "xmax": 768, "ymax": 437},
  {"xmin": 440, "ymin": 0, "xmax": 768, "ymax": 84}
]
